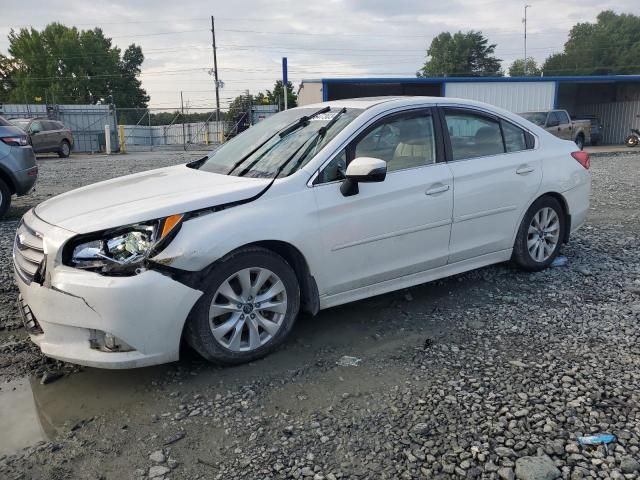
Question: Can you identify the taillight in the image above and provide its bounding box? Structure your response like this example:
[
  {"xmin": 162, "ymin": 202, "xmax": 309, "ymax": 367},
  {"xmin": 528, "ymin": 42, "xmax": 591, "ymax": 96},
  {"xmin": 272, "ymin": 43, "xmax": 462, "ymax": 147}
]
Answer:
[
  {"xmin": 571, "ymin": 151, "xmax": 590, "ymax": 169},
  {"xmin": 0, "ymin": 135, "xmax": 28, "ymax": 146}
]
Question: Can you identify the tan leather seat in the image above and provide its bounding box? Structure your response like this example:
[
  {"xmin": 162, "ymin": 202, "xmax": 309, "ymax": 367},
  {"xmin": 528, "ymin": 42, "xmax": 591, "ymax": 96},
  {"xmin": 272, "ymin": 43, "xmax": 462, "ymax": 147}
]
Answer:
[{"xmin": 391, "ymin": 142, "xmax": 433, "ymax": 170}]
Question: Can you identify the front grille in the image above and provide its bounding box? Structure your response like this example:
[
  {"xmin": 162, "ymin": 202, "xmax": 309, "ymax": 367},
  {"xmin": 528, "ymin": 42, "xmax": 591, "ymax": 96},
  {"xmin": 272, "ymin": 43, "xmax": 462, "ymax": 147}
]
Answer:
[
  {"xmin": 17, "ymin": 294, "xmax": 43, "ymax": 334},
  {"xmin": 13, "ymin": 219, "xmax": 45, "ymax": 285}
]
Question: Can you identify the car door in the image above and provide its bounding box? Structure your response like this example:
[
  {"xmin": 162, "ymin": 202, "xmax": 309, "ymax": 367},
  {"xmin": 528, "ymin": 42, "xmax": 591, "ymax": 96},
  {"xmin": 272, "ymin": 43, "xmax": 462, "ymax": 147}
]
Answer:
[
  {"xmin": 29, "ymin": 120, "xmax": 47, "ymax": 153},
  {"xmin": 311, "ymin": 107, "xmax": 454, "ymax": 296},
  {"xmin": 442, "ymin": 107, "xmax": 542, "ymax": 263},
  {"xmin": 555, "ymin": 110, "xmax": 572, "ymax": 140},
  {"xmin": 43, "ymin": 120, "xmax": 61, "ymax": 151}
]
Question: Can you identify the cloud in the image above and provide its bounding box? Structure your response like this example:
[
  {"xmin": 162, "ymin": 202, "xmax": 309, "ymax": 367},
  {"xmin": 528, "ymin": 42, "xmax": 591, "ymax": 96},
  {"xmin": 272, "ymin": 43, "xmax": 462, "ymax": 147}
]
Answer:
[{"xmin": 0, "ymin": 0, "xmax": 636, "ymax": 107}]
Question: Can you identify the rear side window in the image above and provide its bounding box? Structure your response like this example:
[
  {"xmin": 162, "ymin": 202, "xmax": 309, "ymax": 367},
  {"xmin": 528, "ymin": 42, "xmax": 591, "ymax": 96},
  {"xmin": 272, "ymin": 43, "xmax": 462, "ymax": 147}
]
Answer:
[
  {"xmin": 444, "ymin": 110, "xmax": 504, "ymax": 160},
  {"xmin": 501, "ymin": 121, "xmax": 527, "ymax": 152},
  {"xmin": 44, "ymin": 120, "xmax": 58, "ymax": 130}
]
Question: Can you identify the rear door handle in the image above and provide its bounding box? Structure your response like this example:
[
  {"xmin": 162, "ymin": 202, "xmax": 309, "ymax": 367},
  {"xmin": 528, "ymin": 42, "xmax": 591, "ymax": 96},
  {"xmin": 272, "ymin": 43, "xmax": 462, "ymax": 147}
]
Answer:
[
  {"xmin": 516, "ymin": 166, "xmax": 535, "ymax": 175},
  {"xmin": 425, "ymin": 184, "xmax": 450, "ymax": 195}
]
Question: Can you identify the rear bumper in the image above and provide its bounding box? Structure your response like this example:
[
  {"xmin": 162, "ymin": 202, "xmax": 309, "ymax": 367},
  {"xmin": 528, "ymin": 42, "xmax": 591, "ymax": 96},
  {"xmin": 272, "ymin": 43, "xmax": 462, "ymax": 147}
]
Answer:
[
  {"xmin": 13, "ymin": 165, "xmax": 38, "ymax": 196},
  {"xmin": 563, "ymin": 175, "xmax": 591, "ymax": 234},
  {"xmin": 15, "ymin": 267, "xmax": 202, "ymax": 369}
]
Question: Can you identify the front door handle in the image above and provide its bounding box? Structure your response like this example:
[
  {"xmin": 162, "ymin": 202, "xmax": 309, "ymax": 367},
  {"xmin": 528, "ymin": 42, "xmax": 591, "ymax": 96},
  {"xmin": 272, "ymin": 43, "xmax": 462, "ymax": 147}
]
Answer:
[
  {"xmin": 425, "ymin": 184, "xmax": 450, "ymax": 195},
  {"xmin": 516, "ymin": 166, "xmax": 535, "ymax": 175}
]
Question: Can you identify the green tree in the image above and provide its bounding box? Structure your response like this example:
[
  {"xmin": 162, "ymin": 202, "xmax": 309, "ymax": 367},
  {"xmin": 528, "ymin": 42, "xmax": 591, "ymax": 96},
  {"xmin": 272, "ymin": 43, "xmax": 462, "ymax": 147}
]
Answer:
[
  {"xmin": 418, "ymin": 31, "xmax": 502, "ymax": 77},
  {"xmin": 3, "ymin": 23, "xmax": 149, "ymax": 107},
  {"xmin": 265, "ymin": 80, "xmax": 297, "ymax": 110},
  {"xmin": 508, "ymin": 57, "xmax": 541, "ymax": 77},
  {"xmin": 0, "ymin": 54, "xmax": 16, "ymax": 102},
  {"xmin": 542, "ymin": 11, "xmax": 640, "ymax": 76}
]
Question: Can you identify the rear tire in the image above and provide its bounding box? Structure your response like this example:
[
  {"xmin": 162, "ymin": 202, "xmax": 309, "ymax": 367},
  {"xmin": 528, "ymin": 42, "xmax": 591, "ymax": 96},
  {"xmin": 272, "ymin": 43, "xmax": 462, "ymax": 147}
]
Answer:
[
  {"xmin": 575, "ymin": 135, "xmax": 584, "ymax": 150},
  {"xmin": 58, "ymin": 140, "xmax": 71, "ymax": 158},
  {"xmin": 0, "ymin": 178, "xmax": 10, "ymax": 219},
  {"xmin": 512, "ymin": 196, "xmax": 565, "ymax": 272},
  {"xmin": 185, "ymin": 247, "xmax": 300, "ymax": 365}
]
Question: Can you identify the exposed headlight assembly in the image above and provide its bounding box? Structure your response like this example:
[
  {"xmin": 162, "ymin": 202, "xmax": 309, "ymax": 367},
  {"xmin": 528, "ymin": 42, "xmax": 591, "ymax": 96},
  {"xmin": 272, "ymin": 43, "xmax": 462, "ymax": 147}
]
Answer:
[{"xmin": 64, "ymin": 214, "xmax": 184, "ymax": 274}]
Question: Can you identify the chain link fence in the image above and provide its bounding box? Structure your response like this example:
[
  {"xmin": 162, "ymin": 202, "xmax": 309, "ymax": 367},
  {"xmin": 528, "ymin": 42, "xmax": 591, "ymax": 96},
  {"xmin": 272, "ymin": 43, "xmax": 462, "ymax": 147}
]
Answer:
[
  {"xmin": 118, "ymin": 107, "xmax": 225, "ymax": 152},
  {"xmin": 0, "ymin": 103, "xmax": 118, "ymax": 153}
]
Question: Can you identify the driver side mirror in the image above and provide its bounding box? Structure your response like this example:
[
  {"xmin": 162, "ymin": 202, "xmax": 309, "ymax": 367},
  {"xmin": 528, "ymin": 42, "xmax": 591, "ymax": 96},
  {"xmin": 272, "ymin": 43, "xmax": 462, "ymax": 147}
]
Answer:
[{"xmin": 340, "ymin": 157, "xmax": 387, "ymax": 197}]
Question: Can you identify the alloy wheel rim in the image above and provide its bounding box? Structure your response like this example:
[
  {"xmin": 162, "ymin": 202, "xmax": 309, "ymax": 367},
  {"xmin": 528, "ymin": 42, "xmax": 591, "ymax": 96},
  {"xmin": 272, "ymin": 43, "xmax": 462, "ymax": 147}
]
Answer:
[
  {"xmin": 527, "ymin": 207, "xmax": 560, "ymax": 262},
  {"xmin": 209, "ymin": 267, "xmax": 287, "ymax": 352},
  {"xmin": 62, "ymin": 143, "xmax": 69, "ymax": 155}
]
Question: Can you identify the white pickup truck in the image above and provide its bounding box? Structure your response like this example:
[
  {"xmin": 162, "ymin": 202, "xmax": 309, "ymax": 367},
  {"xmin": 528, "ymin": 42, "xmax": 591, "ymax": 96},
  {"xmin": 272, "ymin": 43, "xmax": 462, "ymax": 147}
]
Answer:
[{"xmin": 520, "ymin": 110, "xmax": 591, "ymax": 150}]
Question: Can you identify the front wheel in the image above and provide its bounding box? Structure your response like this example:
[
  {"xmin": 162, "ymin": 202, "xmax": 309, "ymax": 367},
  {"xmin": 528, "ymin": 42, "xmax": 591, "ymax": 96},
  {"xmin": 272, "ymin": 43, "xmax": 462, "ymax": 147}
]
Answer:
[
  {"xmin": 512, "ymin": 196, "xmax": 565, "ymax": 272},
  {"xmin": 625, "ymin": 134, "xmax": 639, "ymax": 148},
  {"xmin": 185, "ymin": 247, "xmax": 300, "ymax": 365}
]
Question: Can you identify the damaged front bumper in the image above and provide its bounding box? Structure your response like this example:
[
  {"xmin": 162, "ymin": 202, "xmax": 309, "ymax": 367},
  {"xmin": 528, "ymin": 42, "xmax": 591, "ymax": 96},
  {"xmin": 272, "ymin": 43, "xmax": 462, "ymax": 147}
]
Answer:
[{"xmin": 14, "ymin": 210, "xmax": 203, "ymax": 369}]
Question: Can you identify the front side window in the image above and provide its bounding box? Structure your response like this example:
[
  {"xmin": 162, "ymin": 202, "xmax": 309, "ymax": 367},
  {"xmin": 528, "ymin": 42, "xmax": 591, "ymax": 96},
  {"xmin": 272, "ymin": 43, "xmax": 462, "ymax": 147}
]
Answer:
[
  {"xmin": 444, "ymin": 110, "xmax": 504, "ymax": 160},
  {"xmin": 354, "ymin": 112, "xmax": 436, "ymax": 172},
  {"xmin": 30, "ymin": 120, "xmax": 44, "ymax": 132},
  {"xmin": 556, "ymin": 111, "xmax": 570, "ymax": 125}
]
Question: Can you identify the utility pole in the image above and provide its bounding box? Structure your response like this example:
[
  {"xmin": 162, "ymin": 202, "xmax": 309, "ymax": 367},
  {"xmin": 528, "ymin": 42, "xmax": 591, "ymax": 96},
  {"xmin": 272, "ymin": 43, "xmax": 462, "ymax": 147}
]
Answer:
[
  {"xmin": 282, "ymin": 57, "xmax": 288, "ymax": 111},
  {"xmin": 211, "ymin": 16, "xmax": 221, "ymax": 143},
  {"xmin": 523, "ymin": 4, "xmax": 531, "ymax": 76},
  {"xmin": 181, "ymin": 91, "xmax": 186, "ymax": 151}
]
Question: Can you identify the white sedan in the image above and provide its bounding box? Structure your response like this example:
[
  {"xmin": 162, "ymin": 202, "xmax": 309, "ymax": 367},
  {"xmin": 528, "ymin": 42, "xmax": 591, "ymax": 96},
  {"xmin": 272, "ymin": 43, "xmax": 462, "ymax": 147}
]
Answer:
[{"xmin": 13, "ymin": 97, "xmax": 591, "ymax": 368}]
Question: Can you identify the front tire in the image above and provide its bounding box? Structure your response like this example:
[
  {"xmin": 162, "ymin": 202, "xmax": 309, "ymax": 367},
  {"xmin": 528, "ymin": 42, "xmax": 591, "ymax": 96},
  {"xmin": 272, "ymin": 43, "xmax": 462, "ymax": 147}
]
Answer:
[
  {"xmin": 512, "ymin": 196, "xmax": 565, "ymax": 272},
  {"xmin": 185, "ymin": 247, "xmax": 300, "ymax": 365},
  {"xmin": 0, "ymin": 178, "xmax": 11, "ymax": 218}
]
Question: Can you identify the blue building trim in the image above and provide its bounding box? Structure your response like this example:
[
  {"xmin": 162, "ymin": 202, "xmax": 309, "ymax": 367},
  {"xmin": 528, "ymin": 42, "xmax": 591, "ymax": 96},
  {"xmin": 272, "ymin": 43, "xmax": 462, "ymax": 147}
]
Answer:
[
  {"xmin": 322, "ymin": 80, "xmax": 328, "ymax": 102},
  {"xmin": 553, "ymin": 81, "xmax": 560, "ymax": 109},
  {"xmin": 320, "ymin": 75, "xmax": 640, "ymax": 86}
]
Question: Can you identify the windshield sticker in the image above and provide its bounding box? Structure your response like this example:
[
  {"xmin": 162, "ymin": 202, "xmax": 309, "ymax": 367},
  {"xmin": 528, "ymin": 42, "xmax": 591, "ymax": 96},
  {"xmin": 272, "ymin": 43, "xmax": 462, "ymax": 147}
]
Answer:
[{"xmin": 310, "ymin": 112, "xmax": 339, "ymax": 121}]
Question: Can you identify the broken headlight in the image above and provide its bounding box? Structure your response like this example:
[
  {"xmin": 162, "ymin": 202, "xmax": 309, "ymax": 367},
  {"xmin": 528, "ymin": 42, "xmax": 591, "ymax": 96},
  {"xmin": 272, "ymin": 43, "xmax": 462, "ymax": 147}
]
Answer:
[{"xmin": 64, "ymin": 214, "xmax": 183, "ymax": 274}]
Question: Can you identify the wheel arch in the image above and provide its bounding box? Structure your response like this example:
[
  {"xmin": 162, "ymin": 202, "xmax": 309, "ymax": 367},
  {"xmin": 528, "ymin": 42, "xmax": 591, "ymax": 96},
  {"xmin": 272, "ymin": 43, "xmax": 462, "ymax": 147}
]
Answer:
[
  {"xmin": 524, "ymin": 191, "xmax": 572, "ymax": 244},
  {"xmin": 0, "ymin": 165, "xmax": 17, "ymax": 195},
  {"xmin": 248, "ymin": 240, "xmax": 320, "ymax": 316}
]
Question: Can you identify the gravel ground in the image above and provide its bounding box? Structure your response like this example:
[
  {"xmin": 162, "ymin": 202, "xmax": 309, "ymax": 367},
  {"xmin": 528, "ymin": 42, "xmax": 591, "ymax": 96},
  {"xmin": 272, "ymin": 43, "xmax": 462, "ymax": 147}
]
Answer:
[{"xmin": 0, "ymin": 151, "xmax": 639, "ymax": 480}]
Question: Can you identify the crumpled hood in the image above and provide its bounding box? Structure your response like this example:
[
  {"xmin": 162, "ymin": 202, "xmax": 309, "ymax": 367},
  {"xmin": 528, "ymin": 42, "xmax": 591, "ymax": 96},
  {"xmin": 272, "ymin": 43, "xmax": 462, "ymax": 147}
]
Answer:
[{"xmin": 35, "ymin": 164, "xmax": 270, "ymax": 233}]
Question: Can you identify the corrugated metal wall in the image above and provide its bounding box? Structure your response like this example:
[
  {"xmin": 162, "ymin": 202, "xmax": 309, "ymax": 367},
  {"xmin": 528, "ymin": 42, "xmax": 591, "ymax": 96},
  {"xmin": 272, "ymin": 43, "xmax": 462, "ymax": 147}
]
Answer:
[
  {"xmin": 121, "ymin": 121, "xmax": 226, "ymax": 150},
  {"xmin": 445, "ymin": 82, "xmax": 556, "ymax": 113},
  {"xmin": 574, "ymin": 100, "xmax": 640, "ymax": 144},
  {"xmin": 0, "ymin": 104, "xmax": 117, "ymax": 152}
]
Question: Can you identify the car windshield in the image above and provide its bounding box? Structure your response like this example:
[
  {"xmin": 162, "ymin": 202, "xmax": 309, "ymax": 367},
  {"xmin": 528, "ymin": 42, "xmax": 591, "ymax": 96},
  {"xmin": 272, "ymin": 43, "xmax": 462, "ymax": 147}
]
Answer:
[
  {"xmin": 9, "ymin": 118, "xmax": 30, "ymax": 129},
  {"xmin": 198, "ymin": 107, "xmax": 363, "ymax": 178},
  {"xmin": 520, "ymin": 112, "xmax": 547, "ymax": 127}
]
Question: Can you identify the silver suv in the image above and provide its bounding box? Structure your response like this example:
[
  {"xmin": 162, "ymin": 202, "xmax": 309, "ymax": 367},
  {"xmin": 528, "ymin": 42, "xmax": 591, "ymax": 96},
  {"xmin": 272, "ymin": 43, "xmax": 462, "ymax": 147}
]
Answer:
[{"xmin": 0, "ymin": 116, "xmax": 38, "ymax": 218}]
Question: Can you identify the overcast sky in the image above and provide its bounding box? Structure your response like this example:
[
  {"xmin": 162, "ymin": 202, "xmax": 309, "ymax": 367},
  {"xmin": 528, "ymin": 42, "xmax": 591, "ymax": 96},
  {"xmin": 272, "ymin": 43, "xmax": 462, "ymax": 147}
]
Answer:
[{"xmin": 0, "ymin": 0, "xmax": 634, "ymax": 109}]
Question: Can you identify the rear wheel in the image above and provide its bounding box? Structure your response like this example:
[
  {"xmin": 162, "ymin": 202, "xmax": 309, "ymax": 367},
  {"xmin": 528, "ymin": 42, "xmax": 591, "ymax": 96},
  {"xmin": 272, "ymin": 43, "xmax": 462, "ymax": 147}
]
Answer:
[
  {"xmin": 185, "ymin": 247, "xmax": 300, "ymax": 365},
  {"xmin": 0, "ymin": 178, "xmax": 10, "ymax": 218},
  {"xmin": 512, "ymin": 196, "xmax": 565, "ymax": 272},
  {"xmin": 58, "ymin": 140, "xmax": 71, "ymax": 158},
  {"xmin": 625, "ymin": 134, "xmax": 639, "ymax": 148},
  {"xmin": 575, "ymin": 135, "xmax": 584, "ymax": 150}
]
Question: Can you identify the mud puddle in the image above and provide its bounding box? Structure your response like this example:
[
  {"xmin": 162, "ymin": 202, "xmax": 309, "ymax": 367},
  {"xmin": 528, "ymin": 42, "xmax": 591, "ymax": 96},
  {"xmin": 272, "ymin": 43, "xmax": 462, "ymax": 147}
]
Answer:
[{"xmin": 0, "ymin": 367, "xmax": 166, "ymax": 457}]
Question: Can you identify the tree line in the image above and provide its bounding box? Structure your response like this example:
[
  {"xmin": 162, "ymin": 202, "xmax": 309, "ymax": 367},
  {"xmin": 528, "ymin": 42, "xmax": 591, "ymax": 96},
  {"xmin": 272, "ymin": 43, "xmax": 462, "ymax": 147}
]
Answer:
[
  {"xmin": 418, "ymin": 11, "xmax": 639, "ymax": 77},
  {"xmin": 0, "ymin": 10, "xmax": 638, "ymax": 113}
]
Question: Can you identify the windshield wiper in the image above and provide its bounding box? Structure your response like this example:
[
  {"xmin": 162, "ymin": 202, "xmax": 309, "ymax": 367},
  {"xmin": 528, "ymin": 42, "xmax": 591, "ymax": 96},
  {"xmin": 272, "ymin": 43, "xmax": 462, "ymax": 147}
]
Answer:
[
  {"xmin": 226, "ymin": 106, "xmax": 331, "ymax": 175},
  {"xmin": 278, "ymin": 107, "xmax": 347, "ymax": 178}
]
